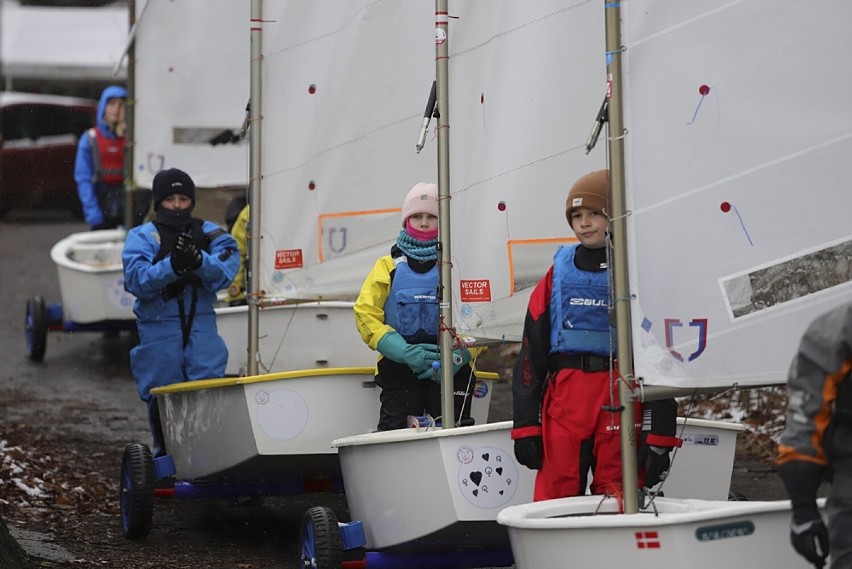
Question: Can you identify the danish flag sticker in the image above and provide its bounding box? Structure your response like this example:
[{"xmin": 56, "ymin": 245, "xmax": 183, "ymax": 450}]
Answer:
[{"xmin": 635, "ymin": 531, "xmax": 661, "ymax": 549}]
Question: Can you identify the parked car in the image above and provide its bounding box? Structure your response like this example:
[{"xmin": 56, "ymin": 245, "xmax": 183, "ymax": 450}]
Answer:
[{"xmin": 0, "ymin": 92, "xmax": 97, "ymax": 218}]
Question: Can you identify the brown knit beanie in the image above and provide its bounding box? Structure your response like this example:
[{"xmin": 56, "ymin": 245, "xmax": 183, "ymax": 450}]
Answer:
[{"xmin": 565, "ymin": 169, "xmax": 609, "ymax": 225}]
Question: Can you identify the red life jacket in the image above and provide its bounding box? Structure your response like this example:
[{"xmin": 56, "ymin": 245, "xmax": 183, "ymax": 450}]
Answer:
[{"xmin": 88, "ymin": 128, "xmax": 124, "ymax": 185}]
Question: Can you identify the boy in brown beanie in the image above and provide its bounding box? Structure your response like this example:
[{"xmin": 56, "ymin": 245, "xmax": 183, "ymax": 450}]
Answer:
[{"xmin": 511, "ymin": 169, "xmax": 680, "ymax": 501}]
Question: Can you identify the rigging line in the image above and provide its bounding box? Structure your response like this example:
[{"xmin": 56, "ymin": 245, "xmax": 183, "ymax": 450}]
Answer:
[
  {"xmin": 456, "ymin": 354, "xmax": 477, "ymax": 426},
  {"xmin": 632, "ymin": 131, "xmax": 852, "ymax": 217},
  {"xmin": 605, "ymin": 128, "xmax": 628, "ymax": 142},
  {"xmin": 263, "ymin": 302, "xmax": 302, "ymax": 374},
  {"xmin": 605, "ymin": 45, "xmax": 626, "ymax": 67},
  {"xmin": 731, "ymin": 203, "xmax": 754, "ymax": 247},
  {"xmin": 606, "ymin": 218, "xmax": 619, "ymax": 428},
  {"xmin": 651, "ymin": 393, "xmax": 699, "ymax": 498},
  {"xmin": 606, "ymin": 209, "xmax": 632, "ymax": 224}
]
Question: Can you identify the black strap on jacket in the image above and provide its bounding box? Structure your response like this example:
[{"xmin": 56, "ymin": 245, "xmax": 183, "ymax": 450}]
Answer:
[
  {"xmin": 152, "ymin": 219, "xmax": 213, "ymax": 348},
  {"xmin": 549, "ymin": 353, "xmax": 614, "ymax": 373}
]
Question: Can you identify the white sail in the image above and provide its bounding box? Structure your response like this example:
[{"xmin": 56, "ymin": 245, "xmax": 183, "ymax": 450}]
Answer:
[
  {"xmin": 445, "ymin": 0, "xmax": 852, "ymax": 386},
  {"xmin": 133, "ymin": 0, "xmax": 249, "ymax": 190},
  {"xmin": 623, "ymin": 0, "xmax": 852, "ymax": 390},
  {"xmin": 499, "ymin": 3, "xmax": 843, "ymax": 564},
  {"xmin": 131, "ymin": 1, "xmax": 609, "ymax": 314},
  {"xmin": 130, "ymin": 0, "xmax": 852, "ymax": 394},
  {"xmin": 448, "ymin": 1, "xmax": 606, "ymax": 343},
  {"xmin": 257, "ymin": 1, "xmax": 438, "ymax": 302}
]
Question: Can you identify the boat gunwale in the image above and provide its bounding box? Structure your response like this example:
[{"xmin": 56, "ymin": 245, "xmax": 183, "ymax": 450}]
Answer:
[
  {"xmin": 151, "ymin": 368, "xmax": 500, "ymax": 395},
  {"xmin": 150, "ymin": 366, "xmax": 379, "ymax": 394},
  {"xmin": 50, "ymin": 229, "xmax": 127, "ymax": 273},
  {"xmin": 495, "ymin": 496, "xmax": 816, "ymax": 529},
  {"xmin": 214, "ymin": 300, "xmax": 366, "ymax": 314},
  {"xmin": 333, "ymin": 420, "xmax": 515, "ymax": 448},
  {"xmin": 674, "ymin": 416, "xmax": 745, "ymax": 432}
]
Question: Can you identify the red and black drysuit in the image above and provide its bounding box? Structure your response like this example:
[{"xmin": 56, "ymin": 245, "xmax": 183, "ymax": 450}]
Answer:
[{"xmin": 511, "ymin": 244, "xmax": 680, "ymax": 501}]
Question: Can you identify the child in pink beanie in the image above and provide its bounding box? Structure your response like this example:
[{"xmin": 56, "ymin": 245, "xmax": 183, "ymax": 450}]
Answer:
[{"xmin": 354, "ymin": 182, "xmax": 476, "ymax": 430}]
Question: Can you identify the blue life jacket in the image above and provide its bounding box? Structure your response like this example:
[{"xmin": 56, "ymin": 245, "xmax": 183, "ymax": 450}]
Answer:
[
  {"xmin": 385, "ymin": 257, "xmax": 439, "ymax": 344},
  {"xmin": 549, "ymin": 246, "xmax": 614, "ymax": 356}
]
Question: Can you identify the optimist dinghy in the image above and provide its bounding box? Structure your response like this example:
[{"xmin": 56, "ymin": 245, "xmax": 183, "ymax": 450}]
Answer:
[
  {"xmin": 499, "ymin": 1, "xmax": 851, "ymax": 567},
  {"xmin": 26, "ymin": 228, "xmax": 136, "ymax": 361}
]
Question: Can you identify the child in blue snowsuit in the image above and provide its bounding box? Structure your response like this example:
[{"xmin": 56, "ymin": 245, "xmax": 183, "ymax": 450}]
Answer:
[{"xmin": 122, "ymin": 168, "xmax": 239, "ymax": 457}]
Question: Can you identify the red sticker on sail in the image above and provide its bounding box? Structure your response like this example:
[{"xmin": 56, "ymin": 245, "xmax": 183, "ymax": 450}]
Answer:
[
  {"xmin": 460, "ymin": 280, "xmax": 491, "ymax": 302},
  {"xmin": 275, "ymin": 249, "xmax": 303, "ymax": 270}
]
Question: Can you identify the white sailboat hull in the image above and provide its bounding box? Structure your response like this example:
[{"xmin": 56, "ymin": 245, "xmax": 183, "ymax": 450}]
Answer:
[
  {"xmin": 50, "ymin": 229, "xmax": 136, "ymax": 323},
  {"xmin": 658, "ymin": 418, "xmax": 743, "ymax": 501},
  {"xmin": 498, "ymin": 496, "xmax": 823, "ymax": 569},
  {"xmin": 334, "ymin": 417, "xmax": 740, "ymax": 550},
  {"xmin": 334, "ymin": 421, "xmax": 537, "ymax": 550},
  {"xmin": 214, "ymin": 302, "xmax": 377, "ymax": 376},
  {"xmin": 154, "ymin": 368, "xmax": 380, "ymax": 481},
  {"xmin": 153, "ymin": 366, "xmax": 496, "ymax": 482}
]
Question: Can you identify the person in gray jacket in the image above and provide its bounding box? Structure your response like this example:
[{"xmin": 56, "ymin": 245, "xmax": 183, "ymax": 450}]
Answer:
[{"xmin": 778, "ymin": 302, "xmax": 852, "ymax": 569}]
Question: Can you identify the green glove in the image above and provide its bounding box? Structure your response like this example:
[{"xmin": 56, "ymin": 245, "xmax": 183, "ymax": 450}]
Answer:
[
  {"xmin": 418, "ymin": 362, "xmax": 440, "ymax": 381},
  {"xmin": 451, "ymin": 346, "xmax": 472, "ymax": 375},
  {"xmin": 377, "ymin": 332, "xmax": 440, "ymax": 374}
]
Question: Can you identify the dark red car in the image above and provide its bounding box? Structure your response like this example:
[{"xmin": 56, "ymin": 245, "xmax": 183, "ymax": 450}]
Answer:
[{"xmin": 0, "ymin": 92, "xmax": 97, "ymax": 217}]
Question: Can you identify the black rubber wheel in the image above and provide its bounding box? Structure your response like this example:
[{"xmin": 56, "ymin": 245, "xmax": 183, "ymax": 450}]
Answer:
[
  {"xmin": 120, "ymin": 443, "xmax": 154, "ymax": 540},
  {"xmin": 299, "ymin": 506, "xmax": 342, "ymax": 569},
  {"xmin": 25, "ymin": 295, "xmax": 48, "ymax": 361}
]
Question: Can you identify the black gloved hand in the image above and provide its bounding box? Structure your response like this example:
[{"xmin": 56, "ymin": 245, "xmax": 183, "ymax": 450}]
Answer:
[
  {"xmin": 779, "ymin": 460, "xmax": 829, "ymax": 568},
  {"xmin": 172, "ymin": 233, "xmax": 202, "ymax": 272},
  {"xmin": 513, "ymin": 436, "xmax": 543, "ymax": 470},
  {"xmin": 638, "ymin": 444, "xmax": 671, "ymax": 488},
  {"xmin": 170, "ymin": 251, "xmax": 189, "ymax": 274},
  {"xmin": 638, "ymin": 399, "xmax": 679, "ymax": 489},
  {"xmin": 790, "ymin": 517, "xmax": 829, "ymax": 568}
]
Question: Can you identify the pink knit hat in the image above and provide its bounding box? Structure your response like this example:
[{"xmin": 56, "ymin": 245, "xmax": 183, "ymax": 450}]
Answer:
[{"xmin": 400, "ymin": 183, "xmax": 439, "ymax": 227}]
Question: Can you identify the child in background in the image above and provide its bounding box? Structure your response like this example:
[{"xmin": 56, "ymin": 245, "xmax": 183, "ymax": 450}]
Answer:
[
  {"xmin": 224, "ymin": 198, "xmax": 249, "ymax": 306},
  {"xmin": 74, "ymin": 85, "xmax": 150, "ymax": 229}
]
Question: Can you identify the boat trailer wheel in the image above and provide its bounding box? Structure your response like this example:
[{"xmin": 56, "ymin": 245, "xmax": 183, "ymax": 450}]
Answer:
[
  {"xmin": 120, "ymin": 442, "xmax": 154, "ymax": 540},
  {"xmin": 300, "ymin": 506, "xmax": 343, "ymax": 569},
  {"xmin": 25, "ymin": 295, "xmax": 48, "ymax": 361}
]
